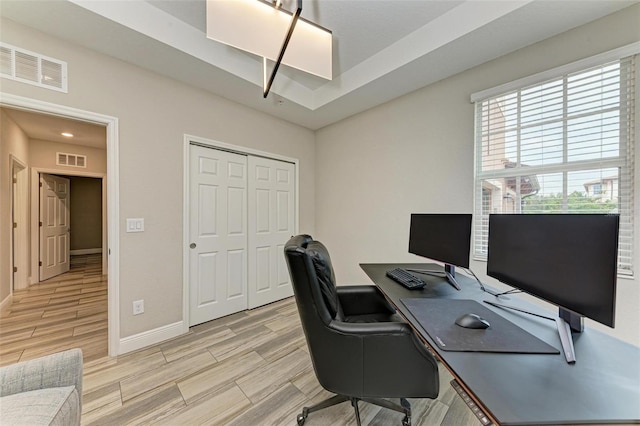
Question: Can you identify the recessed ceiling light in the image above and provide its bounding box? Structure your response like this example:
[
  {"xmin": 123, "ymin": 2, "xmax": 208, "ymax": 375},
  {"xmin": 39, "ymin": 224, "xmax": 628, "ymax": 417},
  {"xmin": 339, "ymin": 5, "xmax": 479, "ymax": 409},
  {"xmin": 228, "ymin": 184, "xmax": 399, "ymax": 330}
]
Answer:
[{"xmin": 61, "ymin": 132, "xmax": 74, "ymax": 137}]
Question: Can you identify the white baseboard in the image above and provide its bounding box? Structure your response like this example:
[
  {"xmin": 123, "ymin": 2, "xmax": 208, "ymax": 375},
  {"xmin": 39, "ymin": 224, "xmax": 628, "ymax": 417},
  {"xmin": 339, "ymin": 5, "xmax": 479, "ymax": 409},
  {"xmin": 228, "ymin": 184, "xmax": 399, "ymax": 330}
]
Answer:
[
  {"xmin": 70, "ymin": 248, "xmax": 103, "ymax": 255},
  {"xmin": 118, "ymin": 321, "xmax": 187, "ymax": 355},
  {"xmin": 0, "ymin": 293, "xmax": 13, "ymax": 314}
]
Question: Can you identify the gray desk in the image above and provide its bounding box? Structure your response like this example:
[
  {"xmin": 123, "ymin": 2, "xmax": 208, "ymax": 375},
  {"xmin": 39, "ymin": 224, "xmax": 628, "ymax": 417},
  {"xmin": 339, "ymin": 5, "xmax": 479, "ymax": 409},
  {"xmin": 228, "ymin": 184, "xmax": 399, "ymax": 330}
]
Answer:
[{"xmin": 360, "ymin": 263, "xmax": 640, "ymax": 426}]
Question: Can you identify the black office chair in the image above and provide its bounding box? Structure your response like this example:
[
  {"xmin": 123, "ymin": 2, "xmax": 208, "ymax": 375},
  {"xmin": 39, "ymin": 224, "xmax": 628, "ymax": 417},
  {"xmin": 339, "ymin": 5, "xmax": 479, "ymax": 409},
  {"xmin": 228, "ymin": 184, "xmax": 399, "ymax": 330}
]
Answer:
[{"xmin": 284, "ymin": 235, "xmax": 439, "ymax": 426}]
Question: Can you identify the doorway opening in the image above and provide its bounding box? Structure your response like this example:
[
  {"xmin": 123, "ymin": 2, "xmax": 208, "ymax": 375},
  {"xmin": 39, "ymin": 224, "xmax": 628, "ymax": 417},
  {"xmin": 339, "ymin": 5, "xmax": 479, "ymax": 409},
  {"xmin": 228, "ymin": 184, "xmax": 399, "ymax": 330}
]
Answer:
[
  {"xmin": 0, "ymin": 94, "xmax": 119, "ymax": 356},
  {"xmin": 37, "ymin": 172, "xmax": 105, "ymax": 283}
]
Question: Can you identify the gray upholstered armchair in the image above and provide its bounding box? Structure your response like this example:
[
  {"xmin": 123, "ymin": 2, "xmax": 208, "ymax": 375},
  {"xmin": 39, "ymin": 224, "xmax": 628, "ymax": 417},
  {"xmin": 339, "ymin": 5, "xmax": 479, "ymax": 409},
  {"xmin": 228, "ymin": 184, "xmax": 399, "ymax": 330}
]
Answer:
[
  {"xmin": 0, "ymin": 348, "xmax": 83, "ymax": 425},
  {"xmin": 284, "ymin": 235, "xmax": 439, "ymax": 426}
]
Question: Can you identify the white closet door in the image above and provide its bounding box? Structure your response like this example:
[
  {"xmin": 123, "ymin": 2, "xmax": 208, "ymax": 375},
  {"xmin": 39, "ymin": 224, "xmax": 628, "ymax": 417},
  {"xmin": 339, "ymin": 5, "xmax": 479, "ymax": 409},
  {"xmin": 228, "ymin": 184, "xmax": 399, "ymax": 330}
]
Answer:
[
  {"xmin": 40, "ymin": 174, "xmax": 70, "ymax": 281},
  {"xmin": 248, "ymin": 156, "xmax": 295, "ymax": 309},
  {"xmin": 189, "ymin": 145, "xmax": 248, "ymax": 326}
]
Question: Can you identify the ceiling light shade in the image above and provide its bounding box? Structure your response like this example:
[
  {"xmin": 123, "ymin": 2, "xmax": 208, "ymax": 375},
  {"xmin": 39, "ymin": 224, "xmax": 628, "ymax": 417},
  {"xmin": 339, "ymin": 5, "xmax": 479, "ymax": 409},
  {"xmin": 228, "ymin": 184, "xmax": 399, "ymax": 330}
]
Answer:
[{"xmin": 206, "ymin": 0, "xmax": 332, "ymax": 80}]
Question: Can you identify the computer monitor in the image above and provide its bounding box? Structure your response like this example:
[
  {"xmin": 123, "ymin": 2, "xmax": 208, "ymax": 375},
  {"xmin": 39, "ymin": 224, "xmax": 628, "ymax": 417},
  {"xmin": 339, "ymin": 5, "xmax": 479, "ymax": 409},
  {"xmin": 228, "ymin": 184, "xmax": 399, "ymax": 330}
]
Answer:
[
  {"xmin": 487, "ymin": 213, "xmax": 619, "ymax": 362},
  {"xmin": 408, "ymin": 213, "xmax": 472, "ymax": 290}
]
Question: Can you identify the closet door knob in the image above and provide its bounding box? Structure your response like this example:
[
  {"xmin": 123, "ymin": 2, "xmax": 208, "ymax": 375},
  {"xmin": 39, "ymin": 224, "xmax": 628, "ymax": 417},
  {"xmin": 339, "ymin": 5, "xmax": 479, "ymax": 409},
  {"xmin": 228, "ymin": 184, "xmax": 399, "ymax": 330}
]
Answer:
[{"xmin": 190, "ymin": 243, "xmax": 196, "ymax": 249}]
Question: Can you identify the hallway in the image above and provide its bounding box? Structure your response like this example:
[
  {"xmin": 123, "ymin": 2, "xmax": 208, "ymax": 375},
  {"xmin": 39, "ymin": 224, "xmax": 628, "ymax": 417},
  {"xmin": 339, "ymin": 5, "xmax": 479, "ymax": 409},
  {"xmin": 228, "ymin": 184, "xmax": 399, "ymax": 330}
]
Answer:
[{"xmin": 0, "ymin": 254, "xmax": 107, "ymax": 366}]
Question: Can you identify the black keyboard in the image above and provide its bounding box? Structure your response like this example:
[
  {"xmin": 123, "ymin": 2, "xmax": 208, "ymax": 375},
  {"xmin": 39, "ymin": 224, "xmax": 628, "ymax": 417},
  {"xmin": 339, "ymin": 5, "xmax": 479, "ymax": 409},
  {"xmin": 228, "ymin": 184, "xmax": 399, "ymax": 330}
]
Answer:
[{"xmin": 386, "ymin": 268, "xmax": 426, "ymax": 290}]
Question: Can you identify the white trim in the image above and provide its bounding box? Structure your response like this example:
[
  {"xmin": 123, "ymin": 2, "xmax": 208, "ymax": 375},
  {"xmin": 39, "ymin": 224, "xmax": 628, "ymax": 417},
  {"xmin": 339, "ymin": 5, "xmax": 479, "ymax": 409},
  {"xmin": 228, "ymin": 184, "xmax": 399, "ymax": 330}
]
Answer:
[
  {"xmin": 9, "ymin": 155, "xmax": 28, "ymax": 292},
  {"xmin": 471, "ymin": 42, "xmax": 640, "ymax": 103},
  {"xmin": 185, "ymin": 134, "xmax": 299, "ymax": 164},
  {"xmin": 182, "ymin": 134, "xmax": 300, "ymax": 330},
  {"xmin": 70, "ymin": 248, "xmax": 102, "ymax": 255},
  {"xmin": 0, "ymin": 294, "xmax": 12, "ymax": 314},
  {"xmin": 182, "ymin": 138, "xmax": 190, "ymax": 334},
  {"xmin": 0, "ymin": 93, "xmax": 120, "ymax": 357},
  {"xmin": 118, "ymin": 321, "xmax": 184, "ymax": 355}
]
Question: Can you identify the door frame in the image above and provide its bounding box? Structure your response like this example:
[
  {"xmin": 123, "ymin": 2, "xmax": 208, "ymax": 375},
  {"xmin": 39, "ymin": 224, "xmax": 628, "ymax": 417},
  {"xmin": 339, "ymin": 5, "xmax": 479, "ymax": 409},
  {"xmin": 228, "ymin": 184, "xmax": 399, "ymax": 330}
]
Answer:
[
  {"xmin": 10, "ymin": 155, "xmax": 28, "ymax": 291},
  {"xmin": 182, "ymin": 134, "xmax": 299, "ymax": 330},
  {"xmin": 32, "ymin": 170, "xmax": 106, "ymax": 281},
  {"xmin": 1, "ymin": 93, "xmax": 120, "ymax": 357}
]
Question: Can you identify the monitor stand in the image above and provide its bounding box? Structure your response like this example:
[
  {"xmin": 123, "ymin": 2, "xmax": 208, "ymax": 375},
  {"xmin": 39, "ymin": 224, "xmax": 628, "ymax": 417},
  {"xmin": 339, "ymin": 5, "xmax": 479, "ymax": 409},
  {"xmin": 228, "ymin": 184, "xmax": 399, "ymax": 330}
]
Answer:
[
  {"xmin": 556, "ymin": 308, "xmax": 583, "ymax": 363},
  {"xmin": 408, "ymin": 264, "xmax": 461, "ymax": 291},
  {"xmin": 443, "ymin": 264, "xmax": 462, "ymax": 290},
  {"xmin": 484, "ymin": 301, "xmax": 582, "ymax": 363}
]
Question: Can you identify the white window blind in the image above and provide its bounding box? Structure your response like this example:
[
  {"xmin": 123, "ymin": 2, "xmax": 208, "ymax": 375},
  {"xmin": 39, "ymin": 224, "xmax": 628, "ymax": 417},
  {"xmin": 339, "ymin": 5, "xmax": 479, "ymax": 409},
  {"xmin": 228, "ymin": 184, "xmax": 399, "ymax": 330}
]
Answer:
[{"xmin": 473, "ymin": 55, "xmax": 635, "ymax": 276}]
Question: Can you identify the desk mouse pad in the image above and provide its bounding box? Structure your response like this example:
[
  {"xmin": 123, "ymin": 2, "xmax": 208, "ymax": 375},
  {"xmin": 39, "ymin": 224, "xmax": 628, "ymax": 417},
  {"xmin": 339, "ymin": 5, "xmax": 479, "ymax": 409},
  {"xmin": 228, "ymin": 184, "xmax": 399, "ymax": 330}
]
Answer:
[{"xmin": 401, "ymin": 298, "xmax": 559, "ymax": 354}]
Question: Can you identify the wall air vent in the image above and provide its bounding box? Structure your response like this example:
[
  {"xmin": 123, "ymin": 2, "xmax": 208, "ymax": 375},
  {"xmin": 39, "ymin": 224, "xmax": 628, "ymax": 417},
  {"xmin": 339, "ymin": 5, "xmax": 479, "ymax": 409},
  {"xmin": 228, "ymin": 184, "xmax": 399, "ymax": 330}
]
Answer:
[
  {"xmin": 0, "ymin": 42, "xmax": 67, "ymax": 93},
  {"xmin": 57, "ymin": 152, "xmax": 87, "ymax": 168}
]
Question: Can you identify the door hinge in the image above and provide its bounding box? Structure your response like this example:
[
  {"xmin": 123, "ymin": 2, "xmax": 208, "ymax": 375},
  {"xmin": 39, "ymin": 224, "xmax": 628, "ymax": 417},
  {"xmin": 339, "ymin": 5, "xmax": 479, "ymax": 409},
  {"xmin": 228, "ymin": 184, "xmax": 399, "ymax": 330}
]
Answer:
[
  {"xmin": 39, "ymin": 261, "xmax": 42, "ymax": 266},
  {"xmin": 13, "ymin": 222, "xmax": 17, "ymax": 229},
  {"xmin": 13, "ymin": 266, "xmax": 17, "ymax": 273},
  {"xmin": 39, "ymin": 221, "xmax": 43, "ymax": 227},
  {"xmin": 39, "ymin": 182, "xmax": 42, "ymax": 187},
  {"xmin": 13, "ymin": 177, "xmax": 17, "ymax": 184}
]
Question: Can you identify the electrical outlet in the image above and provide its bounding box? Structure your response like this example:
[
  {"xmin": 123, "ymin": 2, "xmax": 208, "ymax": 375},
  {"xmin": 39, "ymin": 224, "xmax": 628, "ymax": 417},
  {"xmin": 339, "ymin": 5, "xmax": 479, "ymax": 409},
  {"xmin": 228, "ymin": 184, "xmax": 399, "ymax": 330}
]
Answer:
[{"xmin": 133, "ymin": 300, "xmax": 144, "ymax": 315}]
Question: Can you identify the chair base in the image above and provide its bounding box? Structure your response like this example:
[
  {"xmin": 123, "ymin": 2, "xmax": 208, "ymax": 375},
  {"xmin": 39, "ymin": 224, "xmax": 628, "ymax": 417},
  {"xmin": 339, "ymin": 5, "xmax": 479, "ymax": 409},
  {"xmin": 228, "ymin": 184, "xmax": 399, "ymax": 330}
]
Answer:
[{"xmin": 296, "ymin": 394, "xmax": 411, "ymax": 426}]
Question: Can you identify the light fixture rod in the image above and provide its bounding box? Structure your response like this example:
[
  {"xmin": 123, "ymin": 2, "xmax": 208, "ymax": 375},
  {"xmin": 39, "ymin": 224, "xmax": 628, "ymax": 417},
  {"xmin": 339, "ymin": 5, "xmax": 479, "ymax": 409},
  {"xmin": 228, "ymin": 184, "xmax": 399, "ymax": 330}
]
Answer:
[{"xmin": 263, "ymin": 0, "xmax": 302, "ymax": 98}]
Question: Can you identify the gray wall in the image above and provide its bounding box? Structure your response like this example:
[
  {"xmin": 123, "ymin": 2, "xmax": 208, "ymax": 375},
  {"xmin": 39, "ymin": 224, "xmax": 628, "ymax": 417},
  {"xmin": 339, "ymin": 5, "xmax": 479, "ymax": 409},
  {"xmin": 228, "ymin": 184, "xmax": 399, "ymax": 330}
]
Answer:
[
  {"xmin": 29, "ymin": 139, "xmax": 106, "ymax": 174},
  {"xmin": 69, "ymin": 176, "xmax": 102, "ymax": 251},
  {"xmin": 315, "ymin": 5, "xmax": 640, "ymax": 346},
  {"xmin": 0, "ymin": 110, "xmax": 29, "ymax": 302}
]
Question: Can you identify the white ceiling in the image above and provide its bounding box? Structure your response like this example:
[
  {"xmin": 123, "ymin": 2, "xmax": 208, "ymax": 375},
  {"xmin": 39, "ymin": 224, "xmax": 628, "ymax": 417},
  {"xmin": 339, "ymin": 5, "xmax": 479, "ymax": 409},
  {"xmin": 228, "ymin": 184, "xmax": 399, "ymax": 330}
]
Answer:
[
  {"xmin": 1, "ymin": 0, "xmax": 637, "ymax": 130},
  {"xmin": 2, "ymin": 107, "xmax": 106, "ymax": 149}
]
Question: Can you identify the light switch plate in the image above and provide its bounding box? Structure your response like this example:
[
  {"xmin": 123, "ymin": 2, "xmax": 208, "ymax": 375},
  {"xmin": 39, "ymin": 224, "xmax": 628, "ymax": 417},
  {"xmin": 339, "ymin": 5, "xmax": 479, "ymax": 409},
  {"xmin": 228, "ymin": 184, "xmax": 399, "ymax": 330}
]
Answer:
[{"xmin": 126, "ymin": 218, "xmax": 144, "ymax": 233}]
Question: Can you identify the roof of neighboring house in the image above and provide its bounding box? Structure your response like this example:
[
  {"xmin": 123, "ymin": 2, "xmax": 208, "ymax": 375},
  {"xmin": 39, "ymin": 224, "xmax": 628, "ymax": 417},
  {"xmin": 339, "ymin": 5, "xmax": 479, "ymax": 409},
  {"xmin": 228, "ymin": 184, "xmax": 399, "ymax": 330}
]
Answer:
[{"xmin": 583, "ymin": 176, "xmax": 618, "ymax": 186}]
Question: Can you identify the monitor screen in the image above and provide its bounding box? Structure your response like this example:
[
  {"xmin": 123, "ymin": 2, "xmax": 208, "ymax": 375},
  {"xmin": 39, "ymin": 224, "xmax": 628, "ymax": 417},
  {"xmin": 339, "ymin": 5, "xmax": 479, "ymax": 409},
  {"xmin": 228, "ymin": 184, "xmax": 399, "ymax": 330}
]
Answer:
[
  {"xmin": 487, "ymin": 214, "xmax": 619, "ymax": 327},
  {"xmin": 408, "ymin": 214, "xmax": 472, "ymax": 268}
]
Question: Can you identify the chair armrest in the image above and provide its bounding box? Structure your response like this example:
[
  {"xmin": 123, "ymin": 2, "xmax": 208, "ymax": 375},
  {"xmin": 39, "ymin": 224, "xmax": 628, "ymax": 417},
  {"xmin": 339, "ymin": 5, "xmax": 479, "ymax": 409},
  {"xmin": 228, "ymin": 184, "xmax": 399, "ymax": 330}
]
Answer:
[
  {"xmin": 330, "ymin": 318, "xmax": 413, "ymax": 336},
  {"xmin": 328, "ymin": 319, "xmax": 439, "ymax": 398},
  {"xmin": 337, "ymin": 285, "xmax": 396, "ymax": 316},
  {"xmin": 0, "ymin": 349, "xmax": 83, "ymax": 400}
]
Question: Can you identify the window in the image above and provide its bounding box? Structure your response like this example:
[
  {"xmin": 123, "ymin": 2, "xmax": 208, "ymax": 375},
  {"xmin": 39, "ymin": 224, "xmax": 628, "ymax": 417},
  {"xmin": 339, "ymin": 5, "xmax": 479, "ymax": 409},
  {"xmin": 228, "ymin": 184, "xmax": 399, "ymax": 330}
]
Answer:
[{"xmin": 473, "ymin": 51, "xmax": 636, "ymax": 276}]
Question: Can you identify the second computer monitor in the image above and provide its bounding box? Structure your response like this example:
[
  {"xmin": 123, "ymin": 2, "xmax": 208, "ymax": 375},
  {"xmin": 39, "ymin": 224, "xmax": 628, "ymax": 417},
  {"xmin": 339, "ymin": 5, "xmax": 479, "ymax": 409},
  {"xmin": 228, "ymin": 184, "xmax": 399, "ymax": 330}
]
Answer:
[
  {"xmin": 409, "ymin": 213, "xmax": 472, "ymax": 268},
  {"xmin": 409, "ymin": 213, "xmax": 472, "ymax": 276}
]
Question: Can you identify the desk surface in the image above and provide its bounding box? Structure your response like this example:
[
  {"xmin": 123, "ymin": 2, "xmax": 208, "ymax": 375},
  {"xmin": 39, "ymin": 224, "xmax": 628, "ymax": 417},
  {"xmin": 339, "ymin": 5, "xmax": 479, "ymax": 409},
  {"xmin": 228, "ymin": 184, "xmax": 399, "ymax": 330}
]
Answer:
[{"xmin": 360, "ymin": 263, "xmax": 640, "ymax": 426}]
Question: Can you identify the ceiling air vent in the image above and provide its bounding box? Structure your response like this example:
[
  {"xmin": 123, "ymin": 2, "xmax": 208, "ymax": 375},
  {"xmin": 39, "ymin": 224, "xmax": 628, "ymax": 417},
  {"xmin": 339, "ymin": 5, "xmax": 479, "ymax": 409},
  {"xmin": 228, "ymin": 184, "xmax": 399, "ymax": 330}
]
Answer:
[
  {"xmin": 57, "ymin": 152, "xmax": 87, "ymax": 168},
  {"xmin": 0, "ymin": 42, "xmax": 67, "ymax": 92}
]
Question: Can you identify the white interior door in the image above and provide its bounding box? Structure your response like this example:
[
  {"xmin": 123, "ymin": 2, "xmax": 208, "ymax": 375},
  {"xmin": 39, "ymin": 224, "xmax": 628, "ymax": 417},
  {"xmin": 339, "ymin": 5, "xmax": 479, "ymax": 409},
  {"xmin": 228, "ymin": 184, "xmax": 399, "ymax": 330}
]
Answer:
[
  {"xmin": 40, "ymin": 174, "xmax": 70, "ymax": 281},
  {"xmin": 248, "ymin": 156, "xmax": 295, "ymax": 309},
  {"xmin": 189, "ymin": 145, "xmax": 248, "ymax": 326}
]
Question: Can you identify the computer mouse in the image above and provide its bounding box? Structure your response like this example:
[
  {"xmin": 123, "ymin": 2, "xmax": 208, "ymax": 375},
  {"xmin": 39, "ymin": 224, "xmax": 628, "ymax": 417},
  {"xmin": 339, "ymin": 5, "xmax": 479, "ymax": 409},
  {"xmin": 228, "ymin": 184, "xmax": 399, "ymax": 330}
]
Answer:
[{"xmin": 455, "ymin": 313, "xmax": 490, "ymax": 329}]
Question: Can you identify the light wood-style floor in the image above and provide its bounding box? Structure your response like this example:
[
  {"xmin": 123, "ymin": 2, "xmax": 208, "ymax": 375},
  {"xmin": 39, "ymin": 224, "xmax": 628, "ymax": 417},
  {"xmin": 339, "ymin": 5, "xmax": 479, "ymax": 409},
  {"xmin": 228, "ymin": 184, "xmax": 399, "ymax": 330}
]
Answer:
[
  {"xmin": 0, "ymin": 256, "xmax": 481, "ymax": 425},
  {"xmin": 0, "ymin": 254, "xmax": 107, "ymax": 366}
]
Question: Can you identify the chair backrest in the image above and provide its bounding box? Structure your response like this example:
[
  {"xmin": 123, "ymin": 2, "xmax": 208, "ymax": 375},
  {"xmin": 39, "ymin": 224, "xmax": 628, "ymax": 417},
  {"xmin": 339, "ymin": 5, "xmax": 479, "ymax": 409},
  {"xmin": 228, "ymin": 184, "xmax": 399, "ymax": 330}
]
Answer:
[
  {"xmin": 284, "ymin": 235, "xmax": 362, "ymax": 393},
  {"xmin": 284, "ymin": 235, "xmax": 346, "ymax": 321}
]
